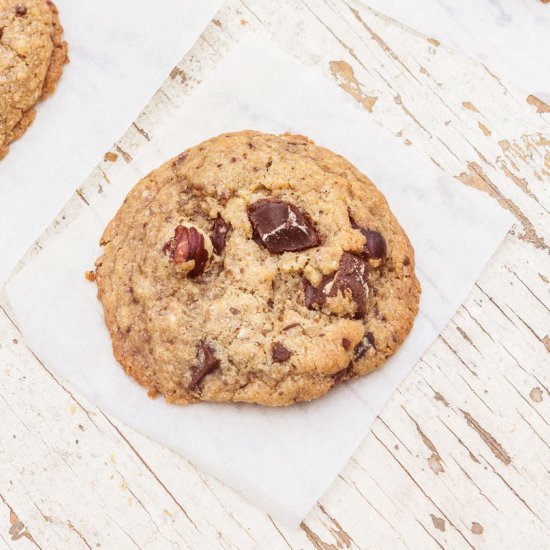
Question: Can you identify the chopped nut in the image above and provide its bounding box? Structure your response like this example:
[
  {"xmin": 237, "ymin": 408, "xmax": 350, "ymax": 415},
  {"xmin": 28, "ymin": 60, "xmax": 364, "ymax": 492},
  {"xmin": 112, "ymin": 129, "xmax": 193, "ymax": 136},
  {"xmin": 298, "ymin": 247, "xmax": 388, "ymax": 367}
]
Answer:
[
  {"xmin": 304, "ymin": 264, "xmax": 323, "ymax": 286},
  {"xmin": 163, "ymin": 224, "xmax": 212, "ymax": 277}
]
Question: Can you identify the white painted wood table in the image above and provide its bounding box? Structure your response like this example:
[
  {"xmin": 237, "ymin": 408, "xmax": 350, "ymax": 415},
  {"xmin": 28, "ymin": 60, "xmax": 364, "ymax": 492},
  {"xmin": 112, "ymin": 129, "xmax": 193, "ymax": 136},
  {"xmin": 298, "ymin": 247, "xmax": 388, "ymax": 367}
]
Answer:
[{"xmin": 0, "ymin": 1, "xmax": 548, "ymax": 548}]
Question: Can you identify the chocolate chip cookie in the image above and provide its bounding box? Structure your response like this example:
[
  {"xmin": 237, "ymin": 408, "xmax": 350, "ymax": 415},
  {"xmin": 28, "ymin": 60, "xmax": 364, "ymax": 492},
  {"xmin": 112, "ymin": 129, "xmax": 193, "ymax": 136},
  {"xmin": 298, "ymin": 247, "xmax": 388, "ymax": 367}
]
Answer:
[
  {"xmin": 95, "ymin": 131, "xmax": 420, "ymax": 406},
  {"xmin": 0, "ymin": 0, "xmax": 68, "ymax": 159}
]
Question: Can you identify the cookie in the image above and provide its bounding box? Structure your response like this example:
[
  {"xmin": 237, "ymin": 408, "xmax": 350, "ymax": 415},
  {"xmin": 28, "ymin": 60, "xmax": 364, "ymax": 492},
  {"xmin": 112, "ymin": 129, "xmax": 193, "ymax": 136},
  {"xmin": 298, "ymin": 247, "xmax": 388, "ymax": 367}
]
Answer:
[
  {"xmin": 95, "ymin": 131, "xmax": 420, "ymax": 406},
  {"xmin": 0, "ymin": 0, "xmax": 68, "ymax": 159}
]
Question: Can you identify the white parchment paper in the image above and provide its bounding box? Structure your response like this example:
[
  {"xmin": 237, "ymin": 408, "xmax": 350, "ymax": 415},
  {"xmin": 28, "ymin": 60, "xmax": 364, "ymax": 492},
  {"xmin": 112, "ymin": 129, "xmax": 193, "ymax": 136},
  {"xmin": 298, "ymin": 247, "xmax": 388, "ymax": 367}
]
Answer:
[
  {"xmin": 4, "ymin": 35, "xmax": 514, "ymax": 527},
  {"xmin": 362, "ymin": 0, "xmax": 550, "ymax": 102}
]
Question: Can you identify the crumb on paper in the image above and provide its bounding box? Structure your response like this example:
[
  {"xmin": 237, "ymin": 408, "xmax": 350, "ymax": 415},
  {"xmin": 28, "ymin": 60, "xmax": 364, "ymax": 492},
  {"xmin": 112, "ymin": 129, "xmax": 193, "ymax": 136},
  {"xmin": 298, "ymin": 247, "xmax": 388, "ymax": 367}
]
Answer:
[
  {"xmin": 427, "ymin": 37, "xmax": 440, "ymax": 47},
  {"xmin": 240, "ymin": 19, "xmax": 247, "ymax": 26},
  {"xmin": 471, "ymin": 522, "xmax": 484, "ymax": 535},
  {"xmin": 85, "ymin": 270, "xmax": 96, "ymax": 282},
  {"xmin": 529, "ymin": 387, "xmax": 543, "ymax": 402}
]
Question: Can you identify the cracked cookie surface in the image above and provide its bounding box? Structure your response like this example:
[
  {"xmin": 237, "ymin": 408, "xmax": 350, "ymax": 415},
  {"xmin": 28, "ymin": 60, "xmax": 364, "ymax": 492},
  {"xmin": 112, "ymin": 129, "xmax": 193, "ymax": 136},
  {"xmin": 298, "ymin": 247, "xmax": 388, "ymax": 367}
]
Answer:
[
  {"xmin": 95, "ymin": 130, "xmax": 420, "ymax": 406},
  {"xmin": 0, "ymin": 0, "xmax": 68, "ymax": 159}
]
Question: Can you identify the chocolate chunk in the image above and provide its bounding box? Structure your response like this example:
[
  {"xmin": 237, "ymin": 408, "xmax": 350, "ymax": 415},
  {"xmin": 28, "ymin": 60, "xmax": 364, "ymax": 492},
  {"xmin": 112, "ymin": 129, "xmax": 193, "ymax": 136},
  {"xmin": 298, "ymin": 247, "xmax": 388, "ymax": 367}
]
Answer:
[
  {"xmin": 282, "ymin": 322, "xmax": 301, "ymax": 331},
  {"xmin": 211, "ymin": 216, "xmax": 231, "ymax": 255},
  {"xmin": 304, "ymin": 279, "xmax": 321, "ymax": 309},
  {"xmin": 163, "ymin": 225, "xmax": 209, "ymax": 277},
  {"xmin": 272, "ymin": 342, "xmax": 292, "ymax": 363},
  {"xmin": 15, "ymin": 5, "xmax": 27, "ymax": 16},
  {"xmin": 303, "ymin": 274, "xmax": 331, "ymax": 309},
  {"xmin": 354, "ymin": 331, "xmax": 375, "ymax": 360},
  {"xmin": 333, "ymin": 363, "xmax": 354, "ymax": 383},
  {"xmin": 362, "ymin": 230, "xmax": 387, "ymax": 259},
  {"xmin": 187, "ymin": 342, "xmax": 220, "ymax": 390},
  {"xmin": 342, "ymin": 338, "xmax": 351, "ymax": 351},
  {"xmin": 404, "ymin": 256, "xmax": 410, "ymax": 266},
  {"xmin": 349, "ymin": 215, "xmax": 387, "ymax": 261},
  {"xmin": 248, "ymin": 199, "xmax": 320, "ymax": 253},
  {"xmin": 175, "ymin": 152, "xmax": 188, "ymax": 165},
  {"xmin": 304, "ymin": 253, "xmax": 369, "ymax": 318},
  {"xmin": 331, "ymin": 253, "xmax": 370, "ymax": 317}
]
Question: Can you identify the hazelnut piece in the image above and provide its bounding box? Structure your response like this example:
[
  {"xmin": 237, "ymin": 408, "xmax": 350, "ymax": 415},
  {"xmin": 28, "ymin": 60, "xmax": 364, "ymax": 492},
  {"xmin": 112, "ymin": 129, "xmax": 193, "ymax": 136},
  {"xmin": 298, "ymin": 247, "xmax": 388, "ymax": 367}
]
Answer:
[{"xmin": 163, "ymin": 224, "xmax": 213, "ymax": 277}]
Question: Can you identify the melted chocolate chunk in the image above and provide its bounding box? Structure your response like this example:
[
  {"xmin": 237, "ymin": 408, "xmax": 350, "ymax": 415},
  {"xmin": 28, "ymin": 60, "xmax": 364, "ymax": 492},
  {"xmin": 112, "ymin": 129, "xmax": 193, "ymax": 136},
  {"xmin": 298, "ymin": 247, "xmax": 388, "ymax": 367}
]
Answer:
[
  {"xmin": 353, "ymin": 331, "xmax": 375, "ymax": 360},
  {"xmin": 163, "ymin": 226, "xmax": 209, "ymax": 277},
  {"xmin": 15, "ymin": 5, "xmax": 27, "ymax": 16},
  {"xmin": 248, "ymin": 199, "xmax": 320, "ymax": 254},
  {"xmin": 342, "ymin": 338, "xmax": 351, "ymax": 351},
  {"xmin": 187, "ymin": 342, "xmax": 221, "ymax": 390},
  {"xmin": 304, "ymin": 253, "xmax": 369, "ymax": 318},
  {"xmin": 211, "ymin": 216, "xmax": 231, "ymax": 255},
  {"xmin": 272, "ymin": 342, "xmax": 292, "ymax": 363}
]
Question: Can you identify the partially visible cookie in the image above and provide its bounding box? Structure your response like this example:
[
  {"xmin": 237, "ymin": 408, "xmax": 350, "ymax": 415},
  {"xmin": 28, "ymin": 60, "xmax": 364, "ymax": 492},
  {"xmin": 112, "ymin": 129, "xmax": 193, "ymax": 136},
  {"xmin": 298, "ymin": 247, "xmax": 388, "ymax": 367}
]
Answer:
[
  {"xmin": 95, "ymin": 130, "xmax": 421, "ymax": 407},
  {"xmin": 0, "ymin": 0, "xmax": 68, "ymax": 159}
]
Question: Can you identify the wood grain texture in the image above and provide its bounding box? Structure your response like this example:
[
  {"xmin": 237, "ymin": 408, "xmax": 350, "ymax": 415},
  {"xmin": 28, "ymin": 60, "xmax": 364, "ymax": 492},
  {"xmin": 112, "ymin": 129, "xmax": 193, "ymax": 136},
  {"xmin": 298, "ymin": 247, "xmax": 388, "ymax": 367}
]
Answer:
[{"xmin": 0, "ymin": 0, "xmax": 548, "ymax": 548}]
